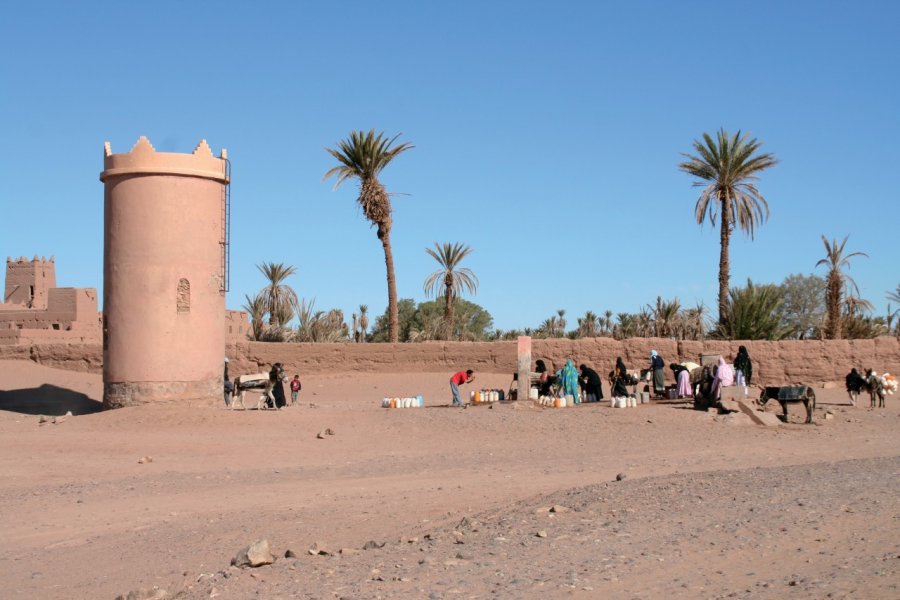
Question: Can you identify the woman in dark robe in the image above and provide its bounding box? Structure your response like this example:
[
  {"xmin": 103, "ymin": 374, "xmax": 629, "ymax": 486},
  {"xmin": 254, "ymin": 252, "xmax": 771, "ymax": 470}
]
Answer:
[
  {"xmin": 612, "ymin": 357, "xmax": 629, "ymax": 398},
  {"xmin": 845, "ymin": 368, "xmax": 865, "ymax": 407},
  {"xmin": 579, "ymin": 364, "xmax": 604, "ymax": 402},
  {"xmin": 268, "ymin": 362, "xmax": 288, "ymax": 409},
  {"xmin": 733, "ymin": 345, "xmax": 753, "ymax": 388}
]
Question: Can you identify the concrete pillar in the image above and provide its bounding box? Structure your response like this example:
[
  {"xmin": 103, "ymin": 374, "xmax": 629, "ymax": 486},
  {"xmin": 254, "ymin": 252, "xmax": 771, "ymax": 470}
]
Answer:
[
  {"xmin": 100, "ymin": 137, "xmax": 229, "ymax": 407},
  {"xmin": 517, "ymin": 336, "xmax": 532, "ymax": 402}
]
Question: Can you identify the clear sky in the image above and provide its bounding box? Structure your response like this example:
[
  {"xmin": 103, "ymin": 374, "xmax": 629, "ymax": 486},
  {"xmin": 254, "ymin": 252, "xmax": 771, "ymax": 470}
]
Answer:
[{"xmin": 1, "ymin": 1, "xmax": 897, "ymax": 331}]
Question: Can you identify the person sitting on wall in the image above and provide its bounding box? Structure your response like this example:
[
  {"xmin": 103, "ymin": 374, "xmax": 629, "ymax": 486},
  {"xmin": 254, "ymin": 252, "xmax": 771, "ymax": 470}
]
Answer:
[{"xmin": 709, "ymin": 356, "xmax": 735, "ymax": 400}]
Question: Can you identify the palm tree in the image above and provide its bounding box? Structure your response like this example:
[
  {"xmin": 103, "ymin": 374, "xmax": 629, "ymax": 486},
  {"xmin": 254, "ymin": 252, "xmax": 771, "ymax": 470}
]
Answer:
[
  {"xmin": 603, "ymin": 309, "xmax": 614, "ymax": 335},
  {"xmin": 648, "ymin": 296, "xmax": 681, "ymax": 338},
  {"xmin": 242, "ymin": 292, "xmax": 267, "ymax": 341},
  {"xmin": 887, "ymin": 285, "xmax": 900, "ymax": 333},
  {"xmin": 577, "ymin": 310, "xmax": 599, "ymax": 338},
  {"xmin": 423, "ymin": 242, "xmax": 478, "ymax": 339},
  {"xmin": 678, "ymin": 129, "xmax": 778, "ymax": 326},
  {"xmin": 815, "ymin": 235, "xmax": 867, "ymax": 339},
  {"xmin": 556, "ymin": 309, "xmax": 567, "ymax": 336},
  {"xmin": 256, "ymin": 262, "xmax": 298, "ymax": 327},
  {"xmin": 358, "ymin": 304, "xmax": 369, "ymax": 343},
  {"xmin": 324, "ymin": 130, "xmax": 414, "ymax": 343},
  {"xmin": 715, "ymin": 279, "xmax": 791, "ymax": 340}
]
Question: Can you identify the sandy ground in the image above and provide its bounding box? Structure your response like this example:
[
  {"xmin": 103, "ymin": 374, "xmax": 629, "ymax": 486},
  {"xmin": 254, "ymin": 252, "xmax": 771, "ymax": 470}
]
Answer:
[{"xmin": 0, "ymin": 360, "xmax": 897, "ymax": 599}]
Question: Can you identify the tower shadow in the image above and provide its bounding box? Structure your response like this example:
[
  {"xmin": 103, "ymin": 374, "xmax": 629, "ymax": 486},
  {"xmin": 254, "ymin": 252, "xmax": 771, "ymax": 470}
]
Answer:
[{"xmin": 0, "ymin": 384, "xmax": 103, "ymax": 416}]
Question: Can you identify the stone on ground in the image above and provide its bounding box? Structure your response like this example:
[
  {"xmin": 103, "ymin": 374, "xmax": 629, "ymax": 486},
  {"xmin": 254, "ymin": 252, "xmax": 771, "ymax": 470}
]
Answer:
[{"xmin": 231, "ymin": 539, "xmax": 274, "ymax": 568}]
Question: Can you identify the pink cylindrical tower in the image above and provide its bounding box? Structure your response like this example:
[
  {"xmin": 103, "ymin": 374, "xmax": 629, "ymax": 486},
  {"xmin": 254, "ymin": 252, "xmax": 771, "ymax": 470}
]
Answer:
[{"xmin": 100, "ymin": 136, "xmax": 229, "ymax": 408}]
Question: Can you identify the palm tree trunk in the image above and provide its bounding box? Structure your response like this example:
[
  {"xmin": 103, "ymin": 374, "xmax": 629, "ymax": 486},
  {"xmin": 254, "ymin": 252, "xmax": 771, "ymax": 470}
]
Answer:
[
  {"xmin": 444, "ymin": 283, "xmax": 454, "ymax": 340},
  {"xmin": 827, "ymin": 274, "xmax": 842, "ymax": 340},
  {"xmin": 718, "ymin": 196, "xmax": 732, "ymax": 327},
  {"xmin": 377, "ymin": 223, "xmax": 399, "ymax": 343}
]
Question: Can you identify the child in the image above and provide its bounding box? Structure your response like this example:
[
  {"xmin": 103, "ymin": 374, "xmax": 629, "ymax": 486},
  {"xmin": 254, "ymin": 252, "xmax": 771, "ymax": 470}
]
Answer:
[{"xmin": 290, "ymin": 374, "xmax": 302, "ymax": 405}]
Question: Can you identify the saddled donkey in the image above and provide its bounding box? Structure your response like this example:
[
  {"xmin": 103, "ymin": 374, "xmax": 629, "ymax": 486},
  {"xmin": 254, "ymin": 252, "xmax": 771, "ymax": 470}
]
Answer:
[
  {"xmin": 231, "ymin": 363, "xmax": 288, "ymax": 410},
  {"xmin": 759, "ymin": 385, "xmax": 816, "ymax": 424},
  {"xmin": 864, "ymin": 369, "xmax": 885, "ymax": 408},
  {"xmin": 231, "ymin": 372, "xmax": 273, "ymax": 410}
]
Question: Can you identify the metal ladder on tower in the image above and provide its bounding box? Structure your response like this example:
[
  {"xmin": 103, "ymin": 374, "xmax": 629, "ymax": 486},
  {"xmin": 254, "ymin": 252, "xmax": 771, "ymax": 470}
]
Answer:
[{"xmin": 220, "ymin": 158, "xmax": 232, "ymax": 294}]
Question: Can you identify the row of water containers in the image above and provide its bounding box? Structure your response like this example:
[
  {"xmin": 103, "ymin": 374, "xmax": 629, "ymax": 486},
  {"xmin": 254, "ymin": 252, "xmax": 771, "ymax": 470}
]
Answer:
[
  {"xmin": 382, "ymin": 396, "xmax": 424, "ymax": 408},
  {"xmin": 471, "ymin": 389, "xmax": 503, "ymax": 403},
  {"xmin": 611, "ymin": 396, "xmax": 639, "ymax": 408},
  {"xmin": 537, "ymin": 395, "xmax": 576, "ymax": 408}
]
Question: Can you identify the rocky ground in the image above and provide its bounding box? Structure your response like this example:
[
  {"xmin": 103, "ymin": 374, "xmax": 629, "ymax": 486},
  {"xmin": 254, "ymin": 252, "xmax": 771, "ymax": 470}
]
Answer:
[{"xmin": 0, "ymin": 360, "xmax": 897, "ymax": 599}]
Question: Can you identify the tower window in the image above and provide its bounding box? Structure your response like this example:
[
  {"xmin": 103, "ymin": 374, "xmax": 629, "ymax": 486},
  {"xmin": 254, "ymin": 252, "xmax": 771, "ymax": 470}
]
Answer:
[{"xmin": 176, "ymin": 279, "xmax": 191, "ymax": 313}]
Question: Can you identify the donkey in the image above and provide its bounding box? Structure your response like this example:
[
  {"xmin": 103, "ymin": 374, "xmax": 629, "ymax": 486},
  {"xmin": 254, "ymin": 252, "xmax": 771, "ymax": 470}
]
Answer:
[
  {"xmin": 864, "ymin": 369, "xmax": 885, "ymax": 408},
  {"xmin": 759, "ymin": 385, "xmax": 816, "ymax": 424},
  {"xmin": 230, "ymin": 363, "xmax": 283, "ymax": 410}
]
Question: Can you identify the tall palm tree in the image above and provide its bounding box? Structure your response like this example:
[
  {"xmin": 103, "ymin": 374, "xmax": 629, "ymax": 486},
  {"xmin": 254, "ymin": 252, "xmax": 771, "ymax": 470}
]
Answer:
[
  {"xmin": 423, "ymin": 242, "xmax": 478, "ymax": 339},
  {"xmin": 678, "ymin": 129, "xmax": 778, "ymax": 326},
  {"xmin": 816, "ymin": 235, "xmax": 867, "ymax": 339},
  {"xmin": 603, "ymin": 309, "xmax": 614, "ymax": 335},
  {"xmin": 256, "ymin": 262, "xmax": 298, "ymax": 327},
  {"xmin": 324, "ymin": 130, "xmax": 414, "ymax": 343},
  {"xmin": 358, "ymin": 304, "xmax": 369, "ymax": 343}
]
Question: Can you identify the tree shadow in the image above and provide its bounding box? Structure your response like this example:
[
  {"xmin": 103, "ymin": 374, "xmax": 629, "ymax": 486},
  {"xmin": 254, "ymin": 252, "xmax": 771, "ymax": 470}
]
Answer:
[{"xmin": 0, "ymin": 384, "xmax": 103, "ymax": 416}]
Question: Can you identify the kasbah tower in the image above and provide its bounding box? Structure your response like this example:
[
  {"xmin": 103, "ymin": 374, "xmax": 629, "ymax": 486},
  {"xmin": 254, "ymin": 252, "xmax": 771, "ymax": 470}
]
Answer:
[{"xmin": 100, "ymin": 136, "xmax": 230, "ymax": 408}]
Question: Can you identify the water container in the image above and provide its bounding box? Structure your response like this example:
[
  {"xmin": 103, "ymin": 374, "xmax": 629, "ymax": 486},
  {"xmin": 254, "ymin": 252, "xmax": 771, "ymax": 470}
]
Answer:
[
  {"xmin": 416, "ymin": 395, "xmax": 424, "ymax": 407},
  {"xmin": 610, "ymin": 397, "xmax": 616, "ymax": 408},
  {"xmin": 529, "ymin": 387, "xmax": 539, "ymax": 400},
  {"xmin": 564, "ymin": 394, "xmax": 574, "ymax": 407}
]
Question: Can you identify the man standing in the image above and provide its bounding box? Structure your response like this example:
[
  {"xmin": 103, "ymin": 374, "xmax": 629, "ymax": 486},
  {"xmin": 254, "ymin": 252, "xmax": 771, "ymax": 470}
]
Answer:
[{"xmin": 449, "ymin": 369, "xmax": 475, "ymax": 407}]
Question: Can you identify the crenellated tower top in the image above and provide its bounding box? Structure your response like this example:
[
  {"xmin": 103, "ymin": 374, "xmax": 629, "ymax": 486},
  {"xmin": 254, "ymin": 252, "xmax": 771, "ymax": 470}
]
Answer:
[{"xmin": 100, "ymin": 136, "xmax": 229, "ymax": 183}]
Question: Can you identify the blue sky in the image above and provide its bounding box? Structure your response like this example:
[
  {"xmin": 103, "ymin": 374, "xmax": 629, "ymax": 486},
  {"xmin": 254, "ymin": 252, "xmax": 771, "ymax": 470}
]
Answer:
[{"xmin": 2, "ymin": 1, "xmax": 897, "ymax": 331}]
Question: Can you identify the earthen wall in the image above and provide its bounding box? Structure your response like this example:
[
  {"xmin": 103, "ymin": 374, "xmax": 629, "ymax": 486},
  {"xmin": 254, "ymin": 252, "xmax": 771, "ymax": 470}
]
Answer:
[{"xmin": 4, "ymin": 338, "xmax": 899, "ymax": 386}]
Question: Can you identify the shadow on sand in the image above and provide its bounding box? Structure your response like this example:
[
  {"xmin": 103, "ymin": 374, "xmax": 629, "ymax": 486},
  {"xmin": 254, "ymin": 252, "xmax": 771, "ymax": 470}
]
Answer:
[{"xmin": 0, "ymin": 384, "xmax": 103, "ymax": 416}]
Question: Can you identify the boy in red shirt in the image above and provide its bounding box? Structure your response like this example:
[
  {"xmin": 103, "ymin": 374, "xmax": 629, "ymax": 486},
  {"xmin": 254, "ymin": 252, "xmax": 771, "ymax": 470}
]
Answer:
[
  {"xmin": 449, "ymin": 369, "xmax": 475, "ymax": 407},
  {"xmin": 290, "ymin": 374, "xmax": 301, "ymax": 405}
]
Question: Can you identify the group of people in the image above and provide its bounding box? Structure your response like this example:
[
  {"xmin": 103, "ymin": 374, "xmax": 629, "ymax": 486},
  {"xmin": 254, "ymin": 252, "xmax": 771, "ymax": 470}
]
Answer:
[
  {"xmin": 223, "ymin": 358, "xmax": 303, "ymax": 409},
  {"xmin": 532, "ymin": 359, "xmax": 605, "ymax": 404},
  {"xmin": 692, "ymin": 346, "xmax": 754, "ymax": 401}
]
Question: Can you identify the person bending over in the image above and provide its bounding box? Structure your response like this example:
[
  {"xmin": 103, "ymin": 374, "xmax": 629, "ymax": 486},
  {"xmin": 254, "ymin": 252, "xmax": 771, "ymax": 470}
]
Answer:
[{"xmin": 449, "ymin": 369, "xmax": 475, "ymax": 407}]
